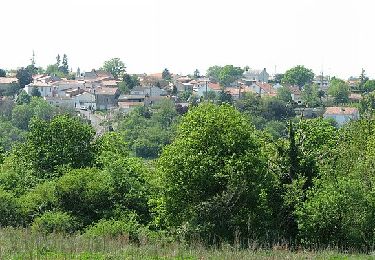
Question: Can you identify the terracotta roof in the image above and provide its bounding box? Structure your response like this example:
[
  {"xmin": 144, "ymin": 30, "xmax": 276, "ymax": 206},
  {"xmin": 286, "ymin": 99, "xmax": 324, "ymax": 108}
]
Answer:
[
  {"xmin": 95, "ymin": 87, "xmax": 119, "ymax": 95},
  {"xmin": 349, "ymin": 93, "xmax": 363, "ymax": 100},
  {"xmin": 118, "ymin": 102, "xmax": 144, "ymax": 108},
  {"xmin": 254, "ymin": 82, "xmax": 276, "ymax": 94},
  {"xmin": 324, "ymin": 107, "xmax": 359, "ymax": 115},
  {"xmin": 208, "ymin": 82, "xmax": 222, "ymax": 91},
  {"xmin": 101, "ymin": 80, "xmax": 119, "ymax": 86},
  {"xmin": 225, "ymin": 87, "xmax": 241, "ymax": 96},
  {"xmin": 148, "ymin": 73, "xmax": 163, "ymax": 79},
  {"xmin": 0, "ymin": 77, "xmax": 18, "ymax": 84}
]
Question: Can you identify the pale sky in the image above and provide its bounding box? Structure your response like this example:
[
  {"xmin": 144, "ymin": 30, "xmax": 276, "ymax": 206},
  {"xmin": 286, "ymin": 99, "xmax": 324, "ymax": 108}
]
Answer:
[{"xmin": 1, "ymin": 0, "xmax": 374, "ymax": 79}]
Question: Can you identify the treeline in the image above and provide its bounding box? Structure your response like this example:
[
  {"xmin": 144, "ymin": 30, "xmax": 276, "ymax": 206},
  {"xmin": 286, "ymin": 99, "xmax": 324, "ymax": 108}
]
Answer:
[{"xmin": 1, "ymin": 99, "xmax": 375, "ymax": 251}]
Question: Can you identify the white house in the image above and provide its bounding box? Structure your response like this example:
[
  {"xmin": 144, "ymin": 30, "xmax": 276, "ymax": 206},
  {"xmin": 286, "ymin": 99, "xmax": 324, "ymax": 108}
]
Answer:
[
  {"xmin": 75, "ymin": 92, "xmax": 96, "ymax": 110},
  {"xmin": 44, "ymin": 96, "xmax": 75, "ymax": 108},
  {"xmin": 25, "ymin": 82, "xmax": 54, "ymax": 97},
  {"xmin": 243, "ymin": 68, "xmax": 269, "ymax": 83},
  {"xmin": 323, "ymin": 107, "xmax": 360, "ymax": 127}
]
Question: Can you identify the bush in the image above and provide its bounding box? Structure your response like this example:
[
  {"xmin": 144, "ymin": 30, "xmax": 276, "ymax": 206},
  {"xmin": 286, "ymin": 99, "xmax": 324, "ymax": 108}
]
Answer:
[
  {"xmin": 84, "ymin": 213, "xmax": 140, "ymax": 241},
  {"xmin": 0, "ymin": 188, "xmax": 19, "ymax": 227},
  {"xmin": 55, "ymin": 168, "xmax": 114, "ymax": 225},
  {"xmin": 31, "ymin": 211, "xmax": 79, "ymax": 234},
  {"xmin": 17, "ymin": 181, "xmax": 57, "ymax": 225}
]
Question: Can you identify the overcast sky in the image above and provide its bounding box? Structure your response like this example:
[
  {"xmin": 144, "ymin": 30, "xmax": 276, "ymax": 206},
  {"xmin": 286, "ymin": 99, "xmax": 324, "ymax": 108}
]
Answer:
[{"xmin": 1, "ymin": 0, "xmax": 373, "ymax": 78}]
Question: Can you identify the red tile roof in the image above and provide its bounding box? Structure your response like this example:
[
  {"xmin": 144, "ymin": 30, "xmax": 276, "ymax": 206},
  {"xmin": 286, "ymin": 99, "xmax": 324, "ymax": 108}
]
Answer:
[
  {"xmin": 0, "ymin": 77, "xmax": 18, "ymax": 84},
  {"xmin": 324, "ymin": 107, "xmax": 359, "ymax": 115}
]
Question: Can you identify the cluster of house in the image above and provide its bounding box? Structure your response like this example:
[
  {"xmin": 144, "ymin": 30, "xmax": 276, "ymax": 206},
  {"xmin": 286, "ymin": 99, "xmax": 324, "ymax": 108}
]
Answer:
[
  {"xmin": 0, "ymin": 67, "xmax": 362, "ymax": 127},
  {"xmin": 20, "ymin": 70, "xmax": 120, "ymax": 111}
]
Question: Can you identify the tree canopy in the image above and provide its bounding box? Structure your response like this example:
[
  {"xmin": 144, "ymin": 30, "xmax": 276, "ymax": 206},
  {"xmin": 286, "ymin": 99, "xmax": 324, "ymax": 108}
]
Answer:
[
  {"xmin": 282, "ymin": 65, "xmax": 314, "ymax": 88},
  {"xmin": 102, "ymin": 58, "xmax": 126, "ymax": 79},
  {"xmin": 327, "ymin": 78, "xmax": 350, "ymax": 104}
]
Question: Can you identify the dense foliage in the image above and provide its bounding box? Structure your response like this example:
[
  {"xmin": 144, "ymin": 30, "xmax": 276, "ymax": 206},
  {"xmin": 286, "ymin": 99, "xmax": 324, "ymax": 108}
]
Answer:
[{"xmin": 0, "ymin": 92, "xmax": 374, "ymax": 252}]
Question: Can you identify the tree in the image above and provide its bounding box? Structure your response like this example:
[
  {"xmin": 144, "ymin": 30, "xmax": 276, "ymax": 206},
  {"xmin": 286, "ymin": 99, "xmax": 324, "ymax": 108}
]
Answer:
[
  {"xmin": 274, "ymin": 73, "xmax": 284, "ymax": 83},
  {"xmin": 206, "ymin": 65, "xmax": 222, "ymax": 83},
  {"xmin": 56, "ymin": 54, "xmax": 61, "ymax": 67},
  {"xmin": 0, "ymin": 69, "xmax": 6, "ymax": 77},
  {"xmin": 301, "ymin": 84, "xmax": 321, "ymax": 107},
  {"xmin": 16, "ymin": 68, "xmax": 33, "ymax": 88},
  {"xmin": 21, "ymin": 115, "xmax": 96, "ymax": 176},
  {"xmin": 261, "ymin": 97, "xmax": 295, "ymax": 121},
  {"xmin": 359, "ymin": 91, "xmax": 375, "ymax": 116},
  {"xmin": 218, "ymin": 65, "xmax": 244, "ymax": 87},
  {"xmin": 359, "ymin": 68, "xmax": 369, "ymax": 91},
  {"xmin": 120, "ymin": 73, "xmax": 140, "ymax": 93},
  {"xmin": 328, "ymin": 78, "xmax": 350, "ymax": 104},
  {"xmin": 193, "ymin": 69, "xmax": 200, "ymax": 78},
  {"xmin": 276, "ymin": 86, "xmax": 293, "ymax": 103},
  {"xmin": 162, "ymin": 68, "xmax": 171, "ymax": 80},
  {"xmin": 282, "ymin": 65, "xmax": 314, "ymax": 89},
  {"xmin": 158, "ymin": 103, "xmax": 277, "ymax": 241},
  {"xmin": 60, "ymin": 54, "xmax": 69, "ymax": 75},
  {"xmin": 102, "ymin": 58, "xmax": 126, "ymax": 80},
  {"xmin": 362, "ymin": 79, "xmax": 375, "ymax": 93},
  {"xmin": 30, "ymin": 87, "xmax": 41, "ymax": 97},
  {"xmin": 217, "ymin": 89, "xmax": 233, "ymax": 104},
  {"xmin": 16, "ymin": 90, "xmax": 31, "ymax": 105}
]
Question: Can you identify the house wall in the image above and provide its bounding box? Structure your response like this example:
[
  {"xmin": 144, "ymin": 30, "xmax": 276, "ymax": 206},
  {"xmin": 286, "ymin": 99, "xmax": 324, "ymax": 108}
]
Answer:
[
  {"xmin": 96, "ymin": 94, "xmax": 118, "ymax": 110},
  {"xmin": 25, "ymin": 86, "xmax": 54, "ymax": 97},
  {"xmin": 324, "ymin": 113, "xmax": 359, "ymax": 126}
]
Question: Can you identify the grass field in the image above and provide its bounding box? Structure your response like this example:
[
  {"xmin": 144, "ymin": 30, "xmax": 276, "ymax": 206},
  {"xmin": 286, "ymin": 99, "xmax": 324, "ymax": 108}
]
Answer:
[{"xmin": 0, "ymin": 228, "xmax": 372, "ymax": 260}]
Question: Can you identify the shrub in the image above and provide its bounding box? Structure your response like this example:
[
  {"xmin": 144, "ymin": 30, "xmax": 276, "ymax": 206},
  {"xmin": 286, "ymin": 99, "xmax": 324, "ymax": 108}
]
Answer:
[
  {"xmin": 55, "ymin": 168, "xmax": 114, "ymax": 225},
  {"xmin": 17, "ymin": 181, "xmax": 57, "ymax": 225},
  {"xmin": 0, "ymin": 188, "xmax": 19, "ymax": 227},
  {"xmin": 84, "ymin": 212, "xmax": 140, "ymax": 241},
  {"xmin": 31, "ymin": 211, "xmax": 79, "ymax": 234}
]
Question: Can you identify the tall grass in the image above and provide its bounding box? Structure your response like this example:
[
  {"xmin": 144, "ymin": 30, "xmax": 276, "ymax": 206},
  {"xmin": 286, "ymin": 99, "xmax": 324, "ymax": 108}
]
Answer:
[{"xmin": 0, "ymin": 228, "xmax": 371, "ymax": 259}]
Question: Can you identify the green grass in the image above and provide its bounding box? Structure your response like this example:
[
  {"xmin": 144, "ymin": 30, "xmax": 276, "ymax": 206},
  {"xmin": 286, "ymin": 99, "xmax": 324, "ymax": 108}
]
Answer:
[{"xmin": 0, "ymin": 228, "xmax": 372, "ymax": 260}]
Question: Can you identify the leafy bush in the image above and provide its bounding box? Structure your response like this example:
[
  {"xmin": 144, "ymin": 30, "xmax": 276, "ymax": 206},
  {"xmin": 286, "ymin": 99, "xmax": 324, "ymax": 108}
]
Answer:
[
  {"xmin": 55, "ymin": 168, "xmax": 114, "ymax": 225},
  {"xmin": 17, "ymin": 181, "xmax": 57, "ymax": 225},
  {"xmin": 32, "ymin": 211, "xmax": 79, "ymax": 234},
  {"xmin": 84, "ymin": 213, "xmax": 140, "ymax": 240},
  {"xmin": 0, "ymin": 188, "xmax": 19, "ymax": 227}
]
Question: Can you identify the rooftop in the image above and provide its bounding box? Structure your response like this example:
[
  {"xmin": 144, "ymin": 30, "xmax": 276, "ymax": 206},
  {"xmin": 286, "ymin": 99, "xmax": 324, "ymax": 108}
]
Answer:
[{"xmin": 324, "ymin": 107, "xmax": 359, "ymax": 115}]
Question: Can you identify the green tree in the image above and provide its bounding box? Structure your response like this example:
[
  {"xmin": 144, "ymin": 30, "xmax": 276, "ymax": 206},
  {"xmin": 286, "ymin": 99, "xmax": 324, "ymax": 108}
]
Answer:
[
  {"xmin": 158, "ymin": 103, "xmax": 277, "ymax": 241},
  {"xmin": 206, "ymin": 65, "xmax": 222, "ymax": 83},
  {"xmin": 261, "ymin": 97, "xmax": 295, "ymax": 121},
  {"xmin": 30, "ymin": 87, "xmax": 41, "ymax": 97},
  {"xmin": 218, "ymin": 65, "xmax": 244, "ymax": 87},
  {"xmin": 274, "ymin": 73, "xmax": 284, "ymax": 83},
  {"xmin": 56, "ymin": 54, "xmax": 61, "ymax": 67},
  {"xmin": 296, "ymin": 119, "xmax": 375, "ymax": 249},
  {"xmin": 0, "ymin": 69, "xmax": 6, "ymax": 77},
  {"xmin": 60, "ymin": 54, "xmax": 69, "ymax": 74},
  {"xmin": 0, "ymin": 119, "xmax": 26, "ymax": 151},
  {"xmin": 12, "ymin": 97, "xmax": 56, "ymax": 130},
  {"xmin": 162, "ymin": 68, "xmax": 172, "ymax": 80},
  {"xmin": 217, "ymin": 89, "xmax": 233, "ymax": 104},
  {"xmin": 327, "ymin": 78, "xmax": 350, "ymax": 104},
  {"xmin": 302, "ymin": 84, "xmax": 321, "ymax": 107},
  {"xmin": 277, "ymin": 86, "xmax": 293, "ymax": 103},
  {"xmin": 55, "ymin": 168, "xmax": 113, "ymax": 225},
  {"xmin": 21, "ymin": 115, "xmax": 96, "ymax": 176},
  {"xmin": 362, "ymin": 79, "xmax": 375, "ymax": 93},
  {"xmin": 119, "ymin": 74, "xmax": 139, "ymax": 93},
  {"xmin": 360, "ymin": 91, "xmax": 375, "ymax": 116},
  {"xmin": 193, "ymin": 69, "xmax": 200, "ymax": 78},
  {"xmin": 16, "ymin": 90, "xmax": 31, "ymax": 105},
  {"xmin": 16, "ymin": 67, "xmax": 33, "ymax": 88},
  {"xmin": 102, "ymin": 58, "xmax": 126, "ymax": 79},
  {"xmin": 282, "ymin": 65, "xmax": 314, "ymax": 89}
]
